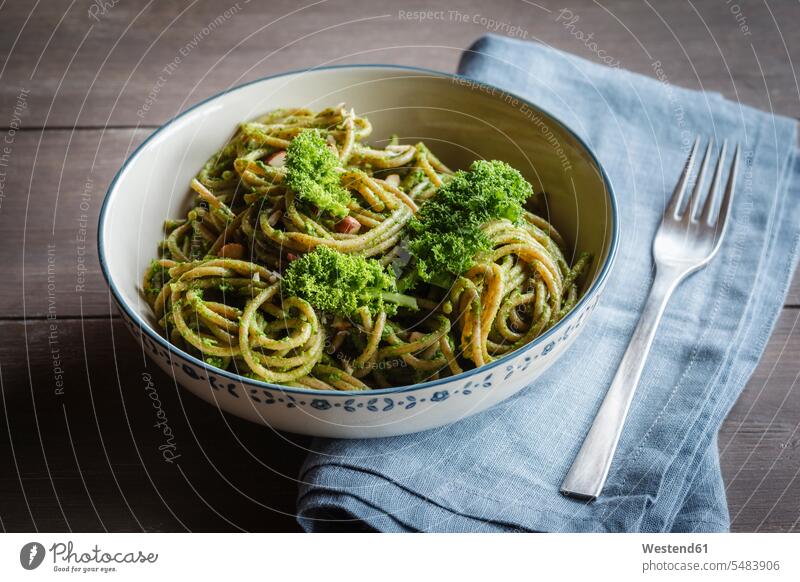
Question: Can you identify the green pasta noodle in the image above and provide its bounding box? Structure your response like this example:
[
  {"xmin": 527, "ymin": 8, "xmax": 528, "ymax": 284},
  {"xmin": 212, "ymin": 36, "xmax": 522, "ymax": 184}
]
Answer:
[{"xmin": 143, "ymin": 104, "xmax": 592, "ymax": 390}]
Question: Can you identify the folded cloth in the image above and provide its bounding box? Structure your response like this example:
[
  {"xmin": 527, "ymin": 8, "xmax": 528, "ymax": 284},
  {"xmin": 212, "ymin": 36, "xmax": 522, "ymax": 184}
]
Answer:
[{"xmin": 296, "ymin": 35, "xmax": 800, "ymax": 532}]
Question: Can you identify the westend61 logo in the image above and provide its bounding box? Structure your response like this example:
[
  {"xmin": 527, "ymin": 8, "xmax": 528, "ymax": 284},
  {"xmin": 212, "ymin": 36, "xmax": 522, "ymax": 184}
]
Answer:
[{"xmin": 19, "ymin": 541, "xmax": 158, "ymax": 573}]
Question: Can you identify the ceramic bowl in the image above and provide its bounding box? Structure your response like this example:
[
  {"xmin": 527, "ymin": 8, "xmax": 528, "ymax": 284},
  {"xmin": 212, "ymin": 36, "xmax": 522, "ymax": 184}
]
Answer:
[{"xmin": 99, "ymin": 65, "xmax": 618, "ymax": 438}]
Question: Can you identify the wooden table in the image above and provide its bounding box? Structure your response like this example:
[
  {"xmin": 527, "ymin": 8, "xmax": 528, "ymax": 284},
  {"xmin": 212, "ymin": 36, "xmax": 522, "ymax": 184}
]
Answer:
[{"xmin": 0, "ymin": 0, "xmax": 797, "ymax": 532}]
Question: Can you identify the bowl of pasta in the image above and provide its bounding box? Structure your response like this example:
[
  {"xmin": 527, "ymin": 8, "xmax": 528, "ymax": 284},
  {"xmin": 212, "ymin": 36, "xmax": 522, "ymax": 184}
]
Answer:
[{"xmin": 99, "ymin": 65, "xmax": 618, "ymax": 438}]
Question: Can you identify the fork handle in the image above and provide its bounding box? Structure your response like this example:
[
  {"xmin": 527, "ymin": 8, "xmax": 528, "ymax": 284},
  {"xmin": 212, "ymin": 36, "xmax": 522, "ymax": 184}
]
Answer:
[{"xmin": 560, "ymin": 265, "xmax": 683, "ymax": 500}]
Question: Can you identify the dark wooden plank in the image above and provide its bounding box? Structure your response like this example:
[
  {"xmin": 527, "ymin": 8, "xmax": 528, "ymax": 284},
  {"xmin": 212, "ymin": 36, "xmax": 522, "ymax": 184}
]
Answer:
[
  {"xmin": 787, "ymin": 282, "xmax": 800, "ymax": 308},
  {"xmin": 0, "ymin": 0, "xmax": 798, "ymax": 128},
  {"xmin": 0, "ymin": 311, "xmax": 797, "ymax": 532},
  {"xmin": 720, "ymin": 308, "xmax": 800, "ymax": 533},
  {"xmin": 0, "ymin": 318, "xmax": 306, "ymax": 532},
  {"xmin": 0, "ymin": 128, "xmax": 149, "ymax": 319}
]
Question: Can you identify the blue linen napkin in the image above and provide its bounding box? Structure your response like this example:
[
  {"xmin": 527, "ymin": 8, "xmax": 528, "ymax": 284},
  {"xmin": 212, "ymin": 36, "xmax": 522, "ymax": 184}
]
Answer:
[{"xmin": 296, "ymin": 35, "xmax": 800, "ymax": 532}]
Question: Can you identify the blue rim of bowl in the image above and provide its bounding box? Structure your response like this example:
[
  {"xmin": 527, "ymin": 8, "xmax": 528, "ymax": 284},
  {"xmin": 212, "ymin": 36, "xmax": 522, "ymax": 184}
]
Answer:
[{"xmin": 98, "ymin": 64, "xmax": 619, "ymax": 397}]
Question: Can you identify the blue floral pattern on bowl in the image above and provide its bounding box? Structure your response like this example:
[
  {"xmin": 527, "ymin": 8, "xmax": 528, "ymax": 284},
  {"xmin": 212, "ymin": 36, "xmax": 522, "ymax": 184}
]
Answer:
[{"xmin": 119, "ymin": 293, "xmax": 601, "ymax": 427}]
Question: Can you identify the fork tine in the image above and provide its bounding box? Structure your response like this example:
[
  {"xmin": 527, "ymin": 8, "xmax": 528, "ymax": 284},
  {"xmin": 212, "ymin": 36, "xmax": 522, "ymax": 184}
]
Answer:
[
  {"xmin": 699, "ymin": 140, "xmax": 727, "ymax": 224},
  {"xmin": 713, "ymin": 144, "xmax": 740, "ymax": 233},
  {"xmin": 686, "ymin": 138, "xmax": 714, "ymax": 220},
  {"xmin": 666, "ymin": 136, "xmax": 700, "ymax": 219}
]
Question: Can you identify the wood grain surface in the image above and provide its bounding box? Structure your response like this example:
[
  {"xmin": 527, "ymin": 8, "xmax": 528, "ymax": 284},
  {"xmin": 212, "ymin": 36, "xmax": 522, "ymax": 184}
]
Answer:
[{"xmin": 0, "ymin": 0, "xmax": 797, "ymax": 532}]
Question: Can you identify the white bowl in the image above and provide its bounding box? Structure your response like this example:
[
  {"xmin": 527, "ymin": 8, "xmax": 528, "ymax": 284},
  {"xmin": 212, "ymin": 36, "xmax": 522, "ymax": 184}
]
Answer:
[{"xmin": 99, "ymin": 65, "xmax": 618, "ymax": 438}]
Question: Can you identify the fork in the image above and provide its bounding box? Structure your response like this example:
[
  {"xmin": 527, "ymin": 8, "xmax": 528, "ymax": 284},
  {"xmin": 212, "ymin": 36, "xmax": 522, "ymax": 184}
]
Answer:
[{"xmin": 560, "ymin": 137, "xmax": 740, "ymax": 500}]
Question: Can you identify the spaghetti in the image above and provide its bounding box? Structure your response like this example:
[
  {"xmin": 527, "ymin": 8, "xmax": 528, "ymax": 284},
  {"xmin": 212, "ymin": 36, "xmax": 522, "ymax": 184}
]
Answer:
[{"xmin": 143, "ymin": 104, "xmax": 591, "ymax": 390}]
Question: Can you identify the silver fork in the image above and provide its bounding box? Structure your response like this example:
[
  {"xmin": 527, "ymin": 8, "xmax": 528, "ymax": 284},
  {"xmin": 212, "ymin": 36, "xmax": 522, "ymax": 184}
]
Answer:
[{"xmin": 560, "ymin": 138, "xmax": 740, "ymax": 500}]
